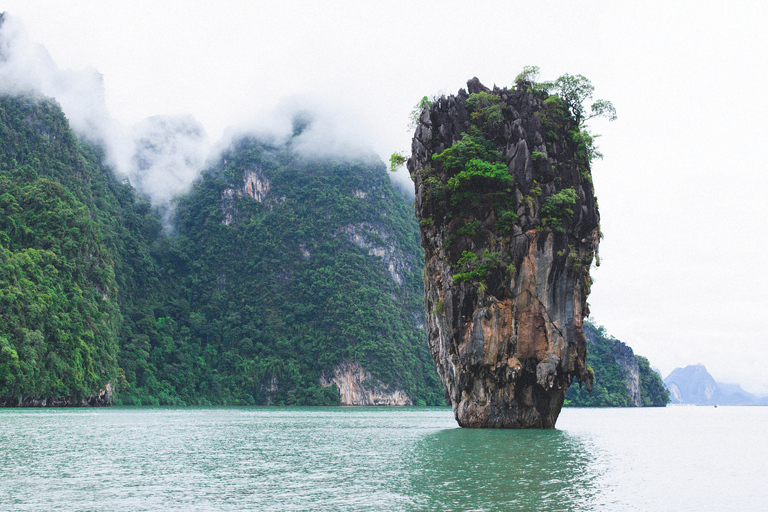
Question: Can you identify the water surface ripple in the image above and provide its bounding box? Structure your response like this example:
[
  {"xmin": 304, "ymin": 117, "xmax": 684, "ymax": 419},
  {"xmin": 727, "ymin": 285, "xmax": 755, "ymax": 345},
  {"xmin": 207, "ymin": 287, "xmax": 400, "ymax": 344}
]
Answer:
[{"xmin": 1, "ymin": 406, "xmax": 765, "ymax": 511}]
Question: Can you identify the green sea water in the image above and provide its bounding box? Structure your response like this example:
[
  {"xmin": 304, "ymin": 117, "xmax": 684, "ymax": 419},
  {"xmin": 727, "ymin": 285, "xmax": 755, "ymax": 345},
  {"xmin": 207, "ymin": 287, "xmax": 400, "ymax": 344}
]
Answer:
[{"xmin": 1, "ymin": 406, "xmax": 765, "ymax": 511}]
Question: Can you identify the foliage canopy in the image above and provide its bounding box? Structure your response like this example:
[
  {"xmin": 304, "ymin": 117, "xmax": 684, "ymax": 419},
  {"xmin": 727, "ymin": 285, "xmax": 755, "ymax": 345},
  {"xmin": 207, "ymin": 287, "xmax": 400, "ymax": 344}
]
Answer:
[
  {"xmin": 0, "ymin": 94, "xmax": 443, "ymax": 406},
  {"xmin": 565, "ymin": 321, "xmax": 669, "ymax": 407}
]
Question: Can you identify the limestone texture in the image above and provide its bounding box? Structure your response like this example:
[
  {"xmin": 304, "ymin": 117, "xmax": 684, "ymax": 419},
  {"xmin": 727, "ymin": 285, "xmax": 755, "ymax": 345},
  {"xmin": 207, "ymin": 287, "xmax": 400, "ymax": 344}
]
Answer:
[
  {"xmin": 320, "ymin": 361, "xmax": 413, "ymax": 406},
  {"xmin": 0, "ymin": 382, "xmax": 113, "ymax": 407},
  {"xmin": 607, "ymin": 334, "xmax": 641, "ymax": 406},
  {"xmin": 408, "ymin": 78, "xmax": 600, "ymax": 428}
]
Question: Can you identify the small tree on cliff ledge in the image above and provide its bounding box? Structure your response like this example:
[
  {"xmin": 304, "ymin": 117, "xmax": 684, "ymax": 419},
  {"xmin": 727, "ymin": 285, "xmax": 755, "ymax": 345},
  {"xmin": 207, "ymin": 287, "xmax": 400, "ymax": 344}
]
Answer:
[
  {"xmin": 516, "ymin": 66, "xmax": 617, "ymax": 129},
  {"xmin": 548, "ymin": 73, "xmax": 617, "ymax": 127},
  {"xmin": 516, "ymin": 67, "xmax": 616, "ymax": 167}
]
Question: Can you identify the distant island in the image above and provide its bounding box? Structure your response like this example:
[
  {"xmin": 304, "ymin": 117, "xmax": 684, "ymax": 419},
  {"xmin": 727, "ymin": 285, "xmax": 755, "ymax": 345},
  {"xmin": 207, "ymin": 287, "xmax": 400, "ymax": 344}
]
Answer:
[{"xmin": 664, "ymin": 364, "xmax": 768, "ymax": 406}]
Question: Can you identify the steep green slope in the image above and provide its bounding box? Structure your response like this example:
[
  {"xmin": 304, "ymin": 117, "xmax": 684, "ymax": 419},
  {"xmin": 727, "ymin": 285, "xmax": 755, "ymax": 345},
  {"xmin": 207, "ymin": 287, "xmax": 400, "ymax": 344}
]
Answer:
[
  {"xmin": 119, "ymin": 134, "xmax": 442, "ymax": 405},
  {"xmin": 0, "ymin": 94, "xmax": 164, "ymax": 404},
  {"xmin": 0, "ymin": 94, "xmax": 443, "ymax": 406},
  {"xmin": 565, "ymin": 321, "xmax": 668, "ymax": 407}
]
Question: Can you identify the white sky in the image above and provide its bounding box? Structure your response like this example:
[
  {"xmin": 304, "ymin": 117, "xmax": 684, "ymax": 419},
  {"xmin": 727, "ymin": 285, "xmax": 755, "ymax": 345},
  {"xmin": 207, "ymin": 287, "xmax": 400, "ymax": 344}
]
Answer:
[{"xmin": 3, "ymin": 0, "xmax": 768, "ymax": 394}]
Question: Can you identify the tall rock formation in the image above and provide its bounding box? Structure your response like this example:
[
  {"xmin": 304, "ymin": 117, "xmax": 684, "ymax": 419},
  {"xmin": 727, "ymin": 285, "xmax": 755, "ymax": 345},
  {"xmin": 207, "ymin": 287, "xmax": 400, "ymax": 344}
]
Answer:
[{"xmin": 408, "ymin": 78, "xmax": 600, "ymax": 428}]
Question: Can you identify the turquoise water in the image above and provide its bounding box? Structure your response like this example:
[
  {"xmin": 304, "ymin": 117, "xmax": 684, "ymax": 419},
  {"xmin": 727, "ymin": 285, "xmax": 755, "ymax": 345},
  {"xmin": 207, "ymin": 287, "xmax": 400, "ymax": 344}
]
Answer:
[{"xmin": 1, "ymin": 406, "xmax": 766, "ymax": 511}]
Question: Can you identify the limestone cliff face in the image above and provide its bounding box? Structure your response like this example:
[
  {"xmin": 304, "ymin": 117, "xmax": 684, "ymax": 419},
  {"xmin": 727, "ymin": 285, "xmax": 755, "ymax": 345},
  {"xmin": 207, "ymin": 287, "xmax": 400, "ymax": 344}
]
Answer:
[
  {"xmin": 408, "ymin": 78, "xmax": 600, "ymax": 428},
  {"xmin": 338, "ymin": 223, "xmax": 413, "ymax": 286},
  {"xmin": 320, "ymin": 361, "xmax": 413, "ymax": 406},
  {"xmin": 221, "ymin": 166, "xmax": 285, "ymax": 224}
]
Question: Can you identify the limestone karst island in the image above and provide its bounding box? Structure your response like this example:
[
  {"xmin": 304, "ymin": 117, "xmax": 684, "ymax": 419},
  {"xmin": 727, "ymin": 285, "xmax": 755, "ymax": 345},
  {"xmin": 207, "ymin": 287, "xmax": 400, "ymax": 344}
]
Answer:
[{"xmin": 408, "ymin": 76, "xmax": 602, "ymax": 428}]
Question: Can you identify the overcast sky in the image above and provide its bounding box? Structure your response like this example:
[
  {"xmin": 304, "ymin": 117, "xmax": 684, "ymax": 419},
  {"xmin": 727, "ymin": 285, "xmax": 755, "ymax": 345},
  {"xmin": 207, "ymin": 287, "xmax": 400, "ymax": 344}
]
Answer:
[{"xmin": 3, "ymin": 0, "xmax": 767, "ymax": 394}]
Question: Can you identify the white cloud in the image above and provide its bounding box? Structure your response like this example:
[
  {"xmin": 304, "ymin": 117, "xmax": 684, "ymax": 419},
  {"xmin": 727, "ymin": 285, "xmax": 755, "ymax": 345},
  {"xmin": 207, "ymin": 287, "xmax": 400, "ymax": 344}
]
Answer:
[{"xmin": 0, "ymin": 13, "xmax": 210, "ymax": 214}]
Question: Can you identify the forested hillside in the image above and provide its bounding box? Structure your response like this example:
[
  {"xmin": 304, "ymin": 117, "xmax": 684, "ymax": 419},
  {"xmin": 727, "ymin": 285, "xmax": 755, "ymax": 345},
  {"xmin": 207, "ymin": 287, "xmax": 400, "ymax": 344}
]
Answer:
[
  {"xmin": 0, "ymin": 95, "xmax": 164, "ymax": 404},
  {"xmin": 119, "ymin": 130, "xmax": 442, "ymax": 406},
  {"xmin": 565, "ymin": 321, "xmax": 669, "ymax": 407},
  {"xmin": 0, "ymin": 94, "xmax": 443, "ymax": 406},
  {"xmin": 0, "ymin": 93, "xmax": 666, "ymax": 409}
]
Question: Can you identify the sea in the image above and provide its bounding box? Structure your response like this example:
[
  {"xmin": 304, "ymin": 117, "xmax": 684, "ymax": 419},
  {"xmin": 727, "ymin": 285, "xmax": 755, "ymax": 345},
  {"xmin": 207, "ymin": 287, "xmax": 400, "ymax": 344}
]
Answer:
[{"xmin": 1, "ymin": 406, "xmax": 765, "ymax": 511}]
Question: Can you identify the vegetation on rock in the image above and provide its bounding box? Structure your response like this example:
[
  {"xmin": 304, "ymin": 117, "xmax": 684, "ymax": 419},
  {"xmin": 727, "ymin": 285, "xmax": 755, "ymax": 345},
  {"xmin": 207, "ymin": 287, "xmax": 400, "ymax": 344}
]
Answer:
[
  {"xmin": 0, "ymin": 93, "xmax": 443, "ymax": 406},
  {"xmin": 565, "ymin": 321, "xmax": 669, "ymax": 407}
]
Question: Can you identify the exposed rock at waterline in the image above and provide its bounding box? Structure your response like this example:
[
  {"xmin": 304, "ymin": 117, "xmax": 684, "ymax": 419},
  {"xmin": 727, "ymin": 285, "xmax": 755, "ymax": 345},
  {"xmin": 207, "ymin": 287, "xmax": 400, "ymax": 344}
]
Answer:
[
  {"xmin": 320, "ymin": 361, "xmax": 413, "ymax": 405},
  {"xmin": 0, "ymin": 382, "xmax": 113, "ymax": 407}
]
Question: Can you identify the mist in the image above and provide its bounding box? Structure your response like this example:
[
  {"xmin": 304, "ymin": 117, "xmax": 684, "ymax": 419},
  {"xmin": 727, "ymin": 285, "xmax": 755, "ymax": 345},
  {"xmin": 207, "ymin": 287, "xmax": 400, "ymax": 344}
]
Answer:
[
  {"xmin": 0, "ymin": 13, "xmax": 117, "ymax": 146},
  {"xmin": 129, "ymin": 115, "xmax": 210, "ymax": 207},
  {"xmin": 216, "ymin": 95, "xmax": 413, "ymax": 191},
  {"xmin": 0, "ymin": 13, "xmax": 211, "ymax": 213},
  {"xmin": 1, "ymin": 13, "xmax": 414, "ymax": 211}
]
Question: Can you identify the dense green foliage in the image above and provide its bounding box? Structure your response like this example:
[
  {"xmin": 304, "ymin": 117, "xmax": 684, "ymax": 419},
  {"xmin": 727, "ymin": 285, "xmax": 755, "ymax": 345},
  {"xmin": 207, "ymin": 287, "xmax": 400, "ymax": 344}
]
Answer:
[
  {"xmin": 565, "ymin": 322, "xmax": 669, "ymax": 407},
  {"xmin": 522, "ymin": 67, "xmax": 615, "ymax": 170},
  {"xmin": 0, "ymin": 96, "xmax": 133, "ymax": 402},
  {"xmin": 119, "ymin": 137, "xmax": 442, "ymax": 406},
  {"xmin": 0, "ymin": 94, "xmax": 443, "ymax": 406},
  {"xmin": 541, "ymin": 73, "xmax": 617, "ymax": 127},
  {"xmin": 0, "ymin": 174, "xmax": 119, "ymax": 401},
  {"xmin": 637, "ymin": 355, "xmax": 670, "ymax": 407},
  {"xmin": 540, "ymin": 188, "xmax": 578, "ymax": 234},
  {"xmin": 427, "ymin": 128, "xmax": 518, "ymax": 260}
]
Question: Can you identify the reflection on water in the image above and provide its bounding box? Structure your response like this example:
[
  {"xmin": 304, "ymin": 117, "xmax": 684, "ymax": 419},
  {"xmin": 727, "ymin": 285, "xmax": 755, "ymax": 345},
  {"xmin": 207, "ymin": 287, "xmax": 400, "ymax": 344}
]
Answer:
[
  {"xmin": 2, "ymin": 406, "xmax": 767, "ymax": 511},
  {"xmin": 408, "ymin": 428, "xmax": 602, "ymax": 511},
  {"xmin": 0, "ymin": 407, "xmax": 454, "ymax": 511}
]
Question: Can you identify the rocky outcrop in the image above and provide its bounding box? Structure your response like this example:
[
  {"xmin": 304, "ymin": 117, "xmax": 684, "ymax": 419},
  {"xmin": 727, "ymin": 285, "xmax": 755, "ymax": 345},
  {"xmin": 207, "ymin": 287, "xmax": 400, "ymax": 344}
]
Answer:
[
  {"xmin": 338, "ymin": 223, "xmax": 412, "ymax": 286},
  {"xmin": 320, "ymin": 361, "xmax": 413, "ymax": 406},
  {"xmin": 603, "ymin": 334, "xmax": 641, "ymax": 406},
  {"xmin": 0, "ymin": 382, "xmax": 113, "ymax": 407},
  {"xmin": 664, "ymin": 364, "xmax": 719, "ymax": 405},
  {"xmin": 408, "ymin": 78, "xmax": 600, "ymax": 428},
  {"xmin": 222, "ymin": 166, "xmax": 284, "ymax": 224}
]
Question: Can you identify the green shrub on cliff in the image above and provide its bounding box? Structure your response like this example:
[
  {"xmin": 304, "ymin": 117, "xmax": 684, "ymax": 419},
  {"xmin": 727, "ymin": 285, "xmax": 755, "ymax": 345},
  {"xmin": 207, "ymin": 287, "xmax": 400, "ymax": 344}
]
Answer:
[
  {"xmin": 452, "ymin": 250, "xmax": 504, "ymax": 285},
  {"xmin": 409, "ymin": 95, "xmax": 435, "ymax": 129},
  {"xmin": 541, "ymin": 188, "xmax": 578, "ymax": 234},
  {"xmin": 466, "ymin": 92, "xmax": 503, "ymax": 129},
  {"xmin": 430, "ymin": 129, "xmax": 516, "ymax": 226},
  {"xmin": 431, "ymin": 129, "xmax": 502, "ymax": 172},
  {"xmin": 446, "ymin": 158, "xmax": 512, "ymax": 204}
]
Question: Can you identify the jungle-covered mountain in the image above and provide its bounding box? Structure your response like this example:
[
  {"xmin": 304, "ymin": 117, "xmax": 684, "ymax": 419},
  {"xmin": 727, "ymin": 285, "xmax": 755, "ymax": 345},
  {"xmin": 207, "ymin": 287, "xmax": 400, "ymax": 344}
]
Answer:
[
  {"xmin": 0, "ymin": 93, "xmax": 443, "ymax": 406},
  {"xmin": 565, "ymin": 321, "xmax": 669, "ymax": 407},
  {"xmin": 0, "ymin": 92, "xmax": 666, "ymax": 408}
]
